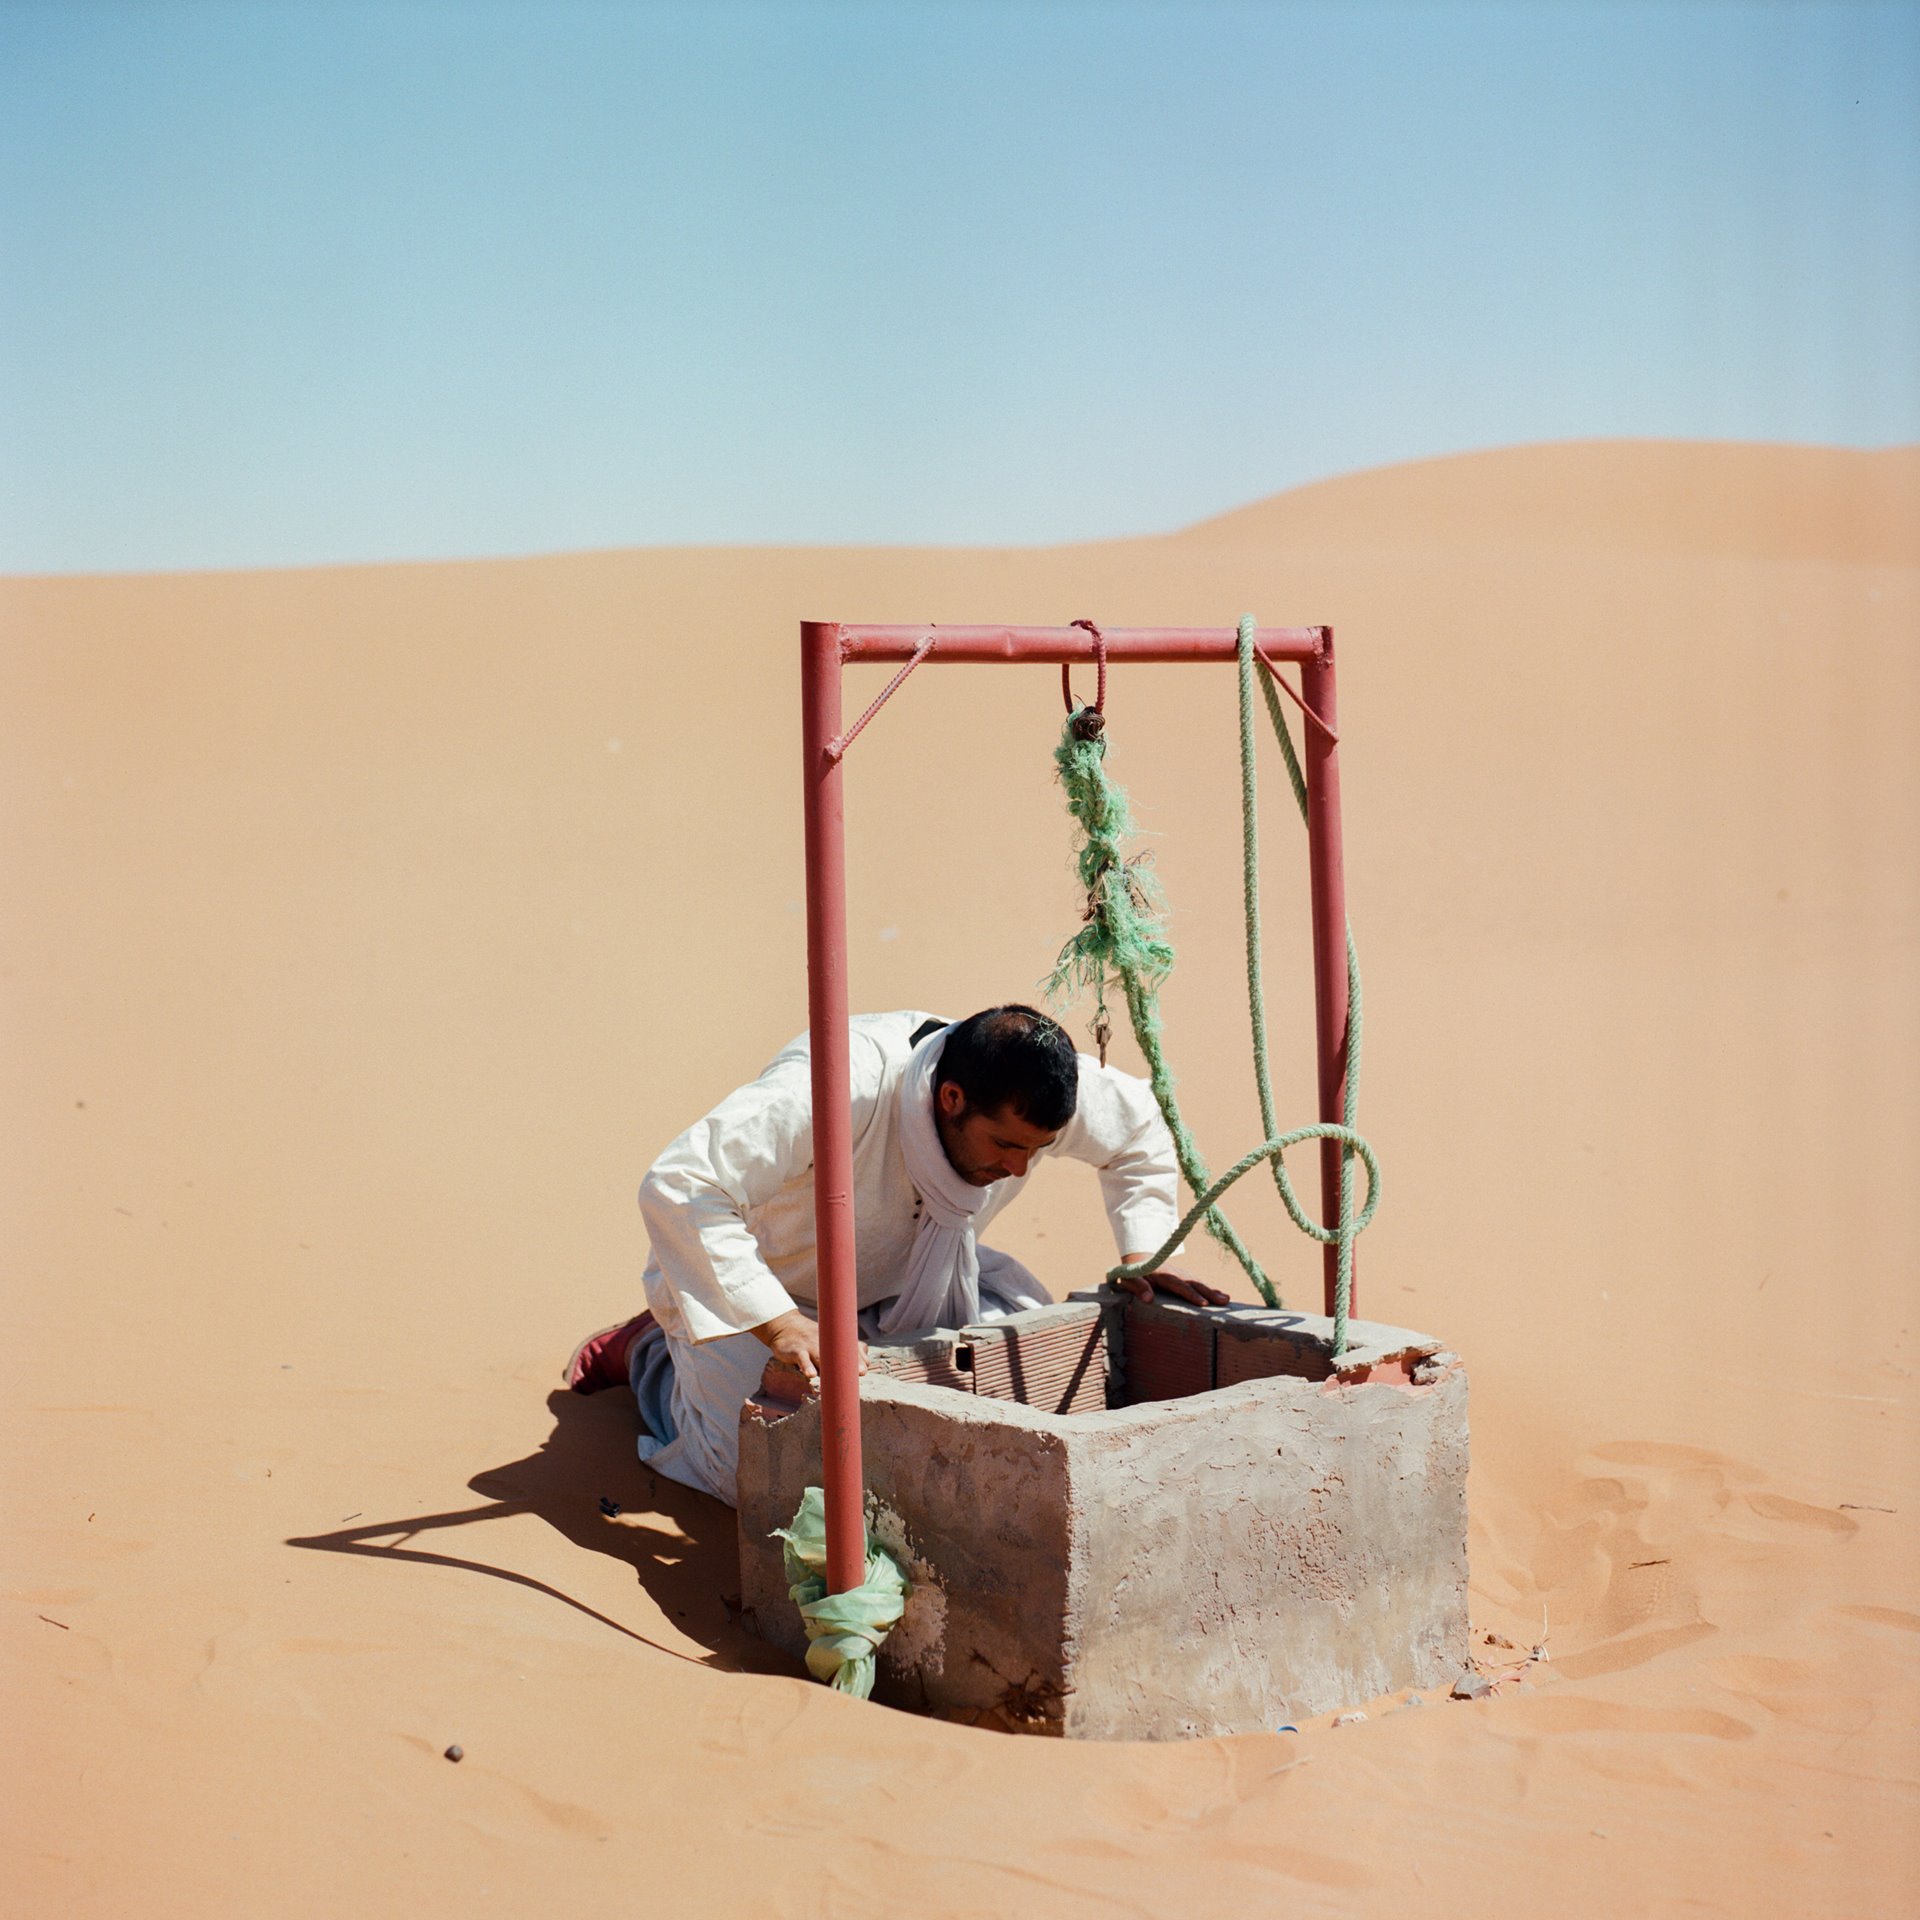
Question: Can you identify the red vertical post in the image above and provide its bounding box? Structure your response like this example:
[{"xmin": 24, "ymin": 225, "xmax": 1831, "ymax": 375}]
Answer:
[
  {"xmin": 1299, "ymin": 629, "xmax": 1355, "ymax": 1321},
  {"xmin": 799, "ymin": 621, "xmax": 866, "ymax": 1594}
]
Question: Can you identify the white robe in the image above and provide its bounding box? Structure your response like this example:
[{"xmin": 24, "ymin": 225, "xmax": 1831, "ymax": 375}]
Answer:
[{"xmin": 633, "ymin": 1009, "xmax": 1183, "ymax": 1502}]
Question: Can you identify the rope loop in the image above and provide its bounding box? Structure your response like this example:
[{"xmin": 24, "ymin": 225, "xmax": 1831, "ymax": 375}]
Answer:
[
  {"xmin": 1107, "ymin": 1123, "xmax": 1380, "ymax": 1285},
  {"xmin": 1062, "ymin": 619, "xmax": 1108, "ymax": 739}
]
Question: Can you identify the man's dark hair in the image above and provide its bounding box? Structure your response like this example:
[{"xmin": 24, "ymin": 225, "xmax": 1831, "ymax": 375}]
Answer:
[{"xmin": 936, "ymin": 1005, "xmax": 1079, "ymax": 1131}]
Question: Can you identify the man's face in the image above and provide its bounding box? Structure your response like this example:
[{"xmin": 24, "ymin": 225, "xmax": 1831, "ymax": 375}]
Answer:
[{"xmin": 933, "ymin": 1081, "xmax": 1059, "ymax": 1186}]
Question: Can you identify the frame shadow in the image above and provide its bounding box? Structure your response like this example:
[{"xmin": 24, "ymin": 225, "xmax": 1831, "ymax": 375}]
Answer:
[{"xmin": 286, "ymin": 1387, "xmax": 798, "ymax": 1674}]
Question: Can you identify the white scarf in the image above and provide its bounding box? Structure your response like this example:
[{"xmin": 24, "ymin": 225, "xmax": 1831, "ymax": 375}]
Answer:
[{"xmin": 881, "ymin": 1025, "xmax": 995, "ymax": 1335}]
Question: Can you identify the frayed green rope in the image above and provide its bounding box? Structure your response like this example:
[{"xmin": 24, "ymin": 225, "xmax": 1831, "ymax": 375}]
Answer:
[
  {"xmin": 1046, "ymin": 614, "xmax": 1378, "ymax": 1353},
  {"xmin": 1047, "ymin": 710, "xmax": 1277, "ymax": 1306}
]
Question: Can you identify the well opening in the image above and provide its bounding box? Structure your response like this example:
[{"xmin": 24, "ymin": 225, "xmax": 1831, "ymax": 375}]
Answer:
[{"xmin": 759, "ymin": 1289, "xmax": 1440, "ymax": 1423}]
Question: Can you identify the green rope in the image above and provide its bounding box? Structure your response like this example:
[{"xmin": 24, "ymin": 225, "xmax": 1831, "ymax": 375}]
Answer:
[
  {"xmin": 773, "ymin": 1487, "xmax": 908, "ymax": 1698},
  {"xmin": 1238, "ymin": 617, "xmax": 1282, "ymax": 1171},
  {"xmin": 1047, "ymin": 614, "xmax": 1378, "ymax": 1353},
  {"xmin": 1232, "ymin": 615, "xmax": 1367, "ymax": 1353},
  {"xmin": 1111, "ymin": 1122, "xmax": 1379, "ymax": 1274},
  {"xmin": 1046, "ymin": 713, "xmax": 1278, "ymax": 1305}
]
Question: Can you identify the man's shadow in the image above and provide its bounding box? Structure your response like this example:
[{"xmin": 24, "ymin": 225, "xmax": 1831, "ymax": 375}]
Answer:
[{"xmin": 286, "ymin": 1388, "xmax": 797, "ymax": 1674}]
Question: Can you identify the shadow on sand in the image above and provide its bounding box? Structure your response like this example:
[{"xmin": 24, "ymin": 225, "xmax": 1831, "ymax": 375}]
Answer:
[{"xmin": 286, "ymin": 1387, "xmax": 797, "ymax": 1674}]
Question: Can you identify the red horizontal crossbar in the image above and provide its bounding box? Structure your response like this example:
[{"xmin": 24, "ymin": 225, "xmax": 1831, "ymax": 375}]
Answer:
[{"xmin": 812, "ymin": 623, "xmax": 1328, "ymax": 664}]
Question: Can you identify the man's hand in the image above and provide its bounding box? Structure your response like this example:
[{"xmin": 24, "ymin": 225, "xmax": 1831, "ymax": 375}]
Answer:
[
  {"xmin": 748, "ymin": 1308, "xmax": 867, "ymax": 1394},
  {"xmin": 1115, "ymin": 1257, "xmax": 1232, "ymax": 1310}
]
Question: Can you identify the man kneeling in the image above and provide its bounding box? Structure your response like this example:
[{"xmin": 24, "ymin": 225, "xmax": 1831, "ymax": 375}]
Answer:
[{"xmin": 567, "ymin": 1005, "xmax": 1223, "ymax": 1505}]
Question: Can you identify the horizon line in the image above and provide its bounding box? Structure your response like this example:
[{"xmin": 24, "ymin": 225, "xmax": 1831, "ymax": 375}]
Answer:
[{"xmin": 6, "ymin": 434, "xmax": 1914, "ymax": 587}]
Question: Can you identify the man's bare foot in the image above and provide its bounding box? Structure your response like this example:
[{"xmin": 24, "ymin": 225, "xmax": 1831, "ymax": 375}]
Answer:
[{"xmin": 565, "ymin": 1312, "xmax": 655, "ymax": 1393}]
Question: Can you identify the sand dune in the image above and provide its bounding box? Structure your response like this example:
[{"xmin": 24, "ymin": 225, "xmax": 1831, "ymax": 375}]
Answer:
[{"xmin": 4, "ymin": 440, "xmax": 1916, "ymax": 1916}]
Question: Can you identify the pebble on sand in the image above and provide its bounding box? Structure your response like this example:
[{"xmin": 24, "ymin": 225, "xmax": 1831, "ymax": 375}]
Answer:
[{"xmin": 444, "ymin": 1745, "xmax": 464, "ymax": 1763}]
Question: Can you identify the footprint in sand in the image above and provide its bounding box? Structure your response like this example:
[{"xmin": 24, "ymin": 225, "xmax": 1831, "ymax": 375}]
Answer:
[
  {"xmin": 1707, "ymin": 1652, "xmax": 1875, "ymax": 1735},
  {"xmin": 1742, "ymin": 1492, "xmax": 1860, "ymax": 1536},
  {"xmin": 1588, "ymin": 1440, "xmax": 1761, "ymax": 1480},
  {"xmin": 1496, "ymin": 1440, "xmax": 1865, "ymax": 1681},
  {"xmin": 1553, "ymin": 1620, "xmax": 1716, "ymax": 1682},
  {"xmin": 1501, "ymin": 1694, "xmax": 1756, "ymax": 1742},
  {"xmin": 1835, "ymin": 1603, "xmax": 1920, "ymax": 1634}
]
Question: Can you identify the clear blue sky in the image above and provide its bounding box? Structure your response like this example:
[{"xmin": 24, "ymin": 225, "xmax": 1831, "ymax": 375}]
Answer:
[{"xmin": 3, "ymin": 0, "xmax": 1916, "ymax": 573}]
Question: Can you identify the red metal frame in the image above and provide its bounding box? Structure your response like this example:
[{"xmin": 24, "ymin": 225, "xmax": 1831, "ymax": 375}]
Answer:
[{"xmin": 800, "ymin": 622, "xmax": 1352, "ymax": 1595}]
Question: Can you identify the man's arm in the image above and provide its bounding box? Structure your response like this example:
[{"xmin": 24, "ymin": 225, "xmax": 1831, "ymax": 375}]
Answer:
[
  {"xmin": 638, "ymin": 1059, "xmax": 817, "ymax": 1341},
  {"xmin": 1052, "ymin": 1055, "xmax": 1230, "ymax": 1309},
  {"xmin": 746, "ymin": 1306, "xmax": 858, "ymax": 1389},
  {"xmin": 638, "ymin": 1039, "xmax": 878, "ymax": 1385}
]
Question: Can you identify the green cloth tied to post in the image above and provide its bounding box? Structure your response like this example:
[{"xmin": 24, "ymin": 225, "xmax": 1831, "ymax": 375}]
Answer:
[{"xmin": 773, "ymin": 1487, "xmax": 909, "ymax": 1698}]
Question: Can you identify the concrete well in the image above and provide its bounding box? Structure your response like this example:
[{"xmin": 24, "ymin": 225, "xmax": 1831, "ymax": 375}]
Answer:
[{"xmin": 736, "ymin": 1288, "xmax": 1468, "ymax": 1739}]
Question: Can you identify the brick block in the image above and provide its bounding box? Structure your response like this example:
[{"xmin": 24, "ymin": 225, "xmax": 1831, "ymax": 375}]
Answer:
[
  {"xmin": 1213, "ymin": 1311, "xmax": 1335, "ymax": 1386},
  {"xmin": 862, "ymin": 1327, "xmax": 973, "ymax": 1394},
  {"xmin": 1112, "ymin": 1295, "xmax": 1215, "ymax": 1403},
  {"xmin": 964, "ymin": 1301, "xmax": 1106, "ymax": 1415}
]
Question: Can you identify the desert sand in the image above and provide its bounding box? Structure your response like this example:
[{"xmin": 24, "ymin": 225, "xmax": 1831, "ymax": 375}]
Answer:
[{"xmin": 3, "ymin": 439, "xmax": 1916, "ymax": 1917}]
